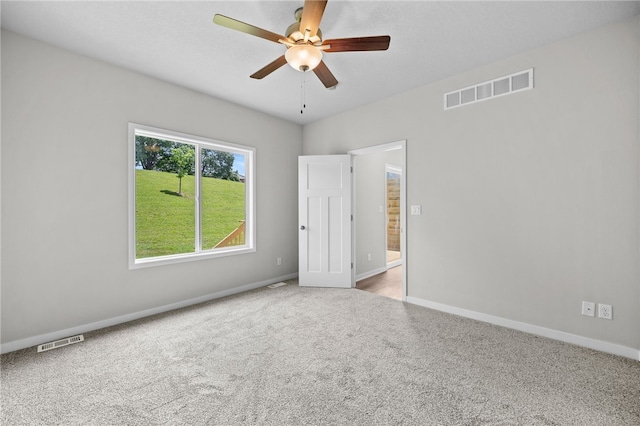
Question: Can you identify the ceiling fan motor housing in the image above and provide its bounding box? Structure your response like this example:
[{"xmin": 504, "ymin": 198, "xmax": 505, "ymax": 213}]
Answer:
[{"xmin": 285, "ymin": 7, "xmax": 323, "ymax": 44}]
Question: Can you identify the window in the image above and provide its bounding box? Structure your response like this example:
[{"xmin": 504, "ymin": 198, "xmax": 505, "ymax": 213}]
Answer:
[{"xmin": 128, "ymin": 123, "xmax": 255, "ymax": 268}]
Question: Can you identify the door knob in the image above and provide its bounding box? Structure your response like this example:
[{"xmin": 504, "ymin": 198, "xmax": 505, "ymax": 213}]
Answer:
[{"xmin": 300, "ymin": 225, "xmax": 306, "ymax": 230}]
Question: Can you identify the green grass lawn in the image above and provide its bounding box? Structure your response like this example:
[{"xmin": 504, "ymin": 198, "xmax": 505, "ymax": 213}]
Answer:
[{"xmin": 135, "ymin": 169, "xmax": 245, "ymax": 258}]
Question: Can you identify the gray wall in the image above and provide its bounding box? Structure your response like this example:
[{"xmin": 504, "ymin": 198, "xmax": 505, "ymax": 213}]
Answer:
[
  {"xmin": 304, "ymin": 17, "xmax": 640, "ymax": 350},
  {"xmin": 1, "ymin": 31, "xmax": 302, "ymax": 346},
  {"xmin": 2, "ymin": 16, "xmax": 639, "ymax": 355}
]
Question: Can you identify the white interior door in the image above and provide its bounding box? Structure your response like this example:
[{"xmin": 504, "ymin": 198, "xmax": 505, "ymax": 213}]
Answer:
[{"xmin": 298, "ymin": 155, "xmax": 352, "ymax": 288}]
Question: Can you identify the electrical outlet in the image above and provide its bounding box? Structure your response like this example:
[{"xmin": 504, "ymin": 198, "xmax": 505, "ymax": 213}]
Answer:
[
  {"xmin": 276, "ymin": 257, "xmax": 282, "ymax": 266},
  {"xmin": 581, "ymin": 301, "xmax": 595, "ymax": 317},
  {"xmin": 367, "ymin": 253, "xmax": 372, "ymax": 261},
  {"xmin": 598, "ymin": 304, "xmax": 612, "ymax": 320}
]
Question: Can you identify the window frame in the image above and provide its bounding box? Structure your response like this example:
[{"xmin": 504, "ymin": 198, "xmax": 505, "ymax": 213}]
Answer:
[{"xmin": 128, "ymin": 123, "xmax": 256, "ymax": 269}]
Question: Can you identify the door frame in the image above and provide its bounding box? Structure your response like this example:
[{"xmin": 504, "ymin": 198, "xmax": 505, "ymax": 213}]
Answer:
[{"xmin": 349, "ymin": 140, "xmax": 407, "ymax": 301}]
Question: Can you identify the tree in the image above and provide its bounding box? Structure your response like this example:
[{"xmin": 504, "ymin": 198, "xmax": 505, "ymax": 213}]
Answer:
[
  {"xmin": 135, "ymin": 136, "xmax": 173, "ymax": 170},
  {"xmin": 201, "ymin": 149, "xmax": 235, "ymax": 180},
  {"xmin": 170, "ymin": 144, "xmax": 195, "ymax": 195}
]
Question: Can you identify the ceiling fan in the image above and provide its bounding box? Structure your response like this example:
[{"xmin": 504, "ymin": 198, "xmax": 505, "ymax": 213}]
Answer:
[{"xmin": 213, "ymin": 0, "xmax": 390, "ymax": 89}]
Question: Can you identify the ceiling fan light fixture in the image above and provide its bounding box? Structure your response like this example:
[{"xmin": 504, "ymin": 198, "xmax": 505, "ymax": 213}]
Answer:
[
  {"xmin": 213, "ymin": 0, "xmax": 391, "ymax": 88},
  {"xmin": 285, "ymin": 44, "xmax": 322, "ymax": 72}
]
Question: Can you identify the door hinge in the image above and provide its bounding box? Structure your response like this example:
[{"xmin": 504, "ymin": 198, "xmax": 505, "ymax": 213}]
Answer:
[
  {"xmin": 351, "ymin": 262, "xmax": 354, "ymax": 269},
  {"xmin": 351, "ymin": 214, "xmax": 353, "ymax": 221},
  {"xmin": 350, "ymin": 166, "xmax": 353, "ymax": 173}
]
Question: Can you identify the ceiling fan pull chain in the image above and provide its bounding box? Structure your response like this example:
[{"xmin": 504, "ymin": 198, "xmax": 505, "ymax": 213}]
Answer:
[{"xmin": 300, "ymin": 73, "xmax": 307, "ymax": 114}]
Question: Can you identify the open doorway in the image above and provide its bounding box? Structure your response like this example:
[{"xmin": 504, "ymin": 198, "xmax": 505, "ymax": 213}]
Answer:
[
  {"xmin": 386, "ymin": 164, "xmax": 402, "ymax": 269},
  {"xmin": 349, "ymin": 141, "xmax": 406, "ymax": 301}
]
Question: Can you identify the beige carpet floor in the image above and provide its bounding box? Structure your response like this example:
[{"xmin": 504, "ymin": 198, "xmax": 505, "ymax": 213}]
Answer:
[{"xmin": 2, "ymin": 282, "xmax": 640, "ymax": 425}]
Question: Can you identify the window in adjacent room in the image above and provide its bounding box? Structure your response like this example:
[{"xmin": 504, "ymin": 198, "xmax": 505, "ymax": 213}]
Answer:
[{"xmin": 128, "ymin": 123, "xmax": 255, "ymax": 268}]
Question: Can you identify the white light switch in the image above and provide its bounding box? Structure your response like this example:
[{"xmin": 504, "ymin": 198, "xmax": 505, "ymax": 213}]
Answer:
[{"xmin": 411, "ymin": 205, "xmax": 422, "ymax": 215}]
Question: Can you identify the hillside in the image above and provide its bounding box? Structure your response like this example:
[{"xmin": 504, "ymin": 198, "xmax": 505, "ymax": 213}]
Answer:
[{"xmin": 135, "ymin": 169, "xmax": 245, "ymax": 258}]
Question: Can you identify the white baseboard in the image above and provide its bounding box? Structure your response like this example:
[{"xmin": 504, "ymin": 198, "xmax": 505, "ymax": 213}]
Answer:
[
  {"xmin": 406, "ymin": 296, "xmax": 640, "ymax": 361},
  {"xmin": 1, "ymin": 273, "xmax": 298, "ymax": 355},
  {"xmin": 387, "ymin": 260, "xmax": 403, "ymax": 269},
  {"xmin": 355, "ymin": 266, "xmax": 388, "ymax": 282}
]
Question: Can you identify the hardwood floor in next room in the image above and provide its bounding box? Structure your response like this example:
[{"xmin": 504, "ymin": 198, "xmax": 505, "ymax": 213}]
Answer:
[{"xmin": 355, "ymin": 265, "xmax": 402, "ymax": 300}]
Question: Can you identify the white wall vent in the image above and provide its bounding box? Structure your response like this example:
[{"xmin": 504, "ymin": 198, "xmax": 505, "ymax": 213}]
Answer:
[
  {"xmin": 37, "ymin": 335, "xmax": 84, "ymax": 353},
  {"xmin": 444, "ymin": 68, "xmax": 534, "ymax": 110}
]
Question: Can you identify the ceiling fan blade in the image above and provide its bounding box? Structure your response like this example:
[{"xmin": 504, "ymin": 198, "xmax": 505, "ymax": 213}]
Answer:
[
  {"xmin": 250, "ymin": 55, "xmax": 288, "ymax": 79},
  {"xmin": 299, "ymin": 0, "xmax": 327, "ymax": 39},
  {"xmin": 313, "ymin": 60, "xmax": 338, "ymax": 89},
  {"xmin": 323, "ymin": 36, "xmax": 391, "ymax": 52},
  {"xmin": 213, "ymin": 14, "xmax": 284, "ymax": 44}
]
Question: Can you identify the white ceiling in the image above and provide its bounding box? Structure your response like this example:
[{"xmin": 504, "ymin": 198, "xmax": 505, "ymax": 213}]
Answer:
[{"xmin": 2, "ymin": 1, "xmax": 639, "ymax": 125}]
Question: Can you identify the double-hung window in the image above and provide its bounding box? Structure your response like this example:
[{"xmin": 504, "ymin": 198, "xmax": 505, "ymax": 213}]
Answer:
[{"xmin": 128, "ymin": 123, "xmax": 255, "ymax": 268}]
